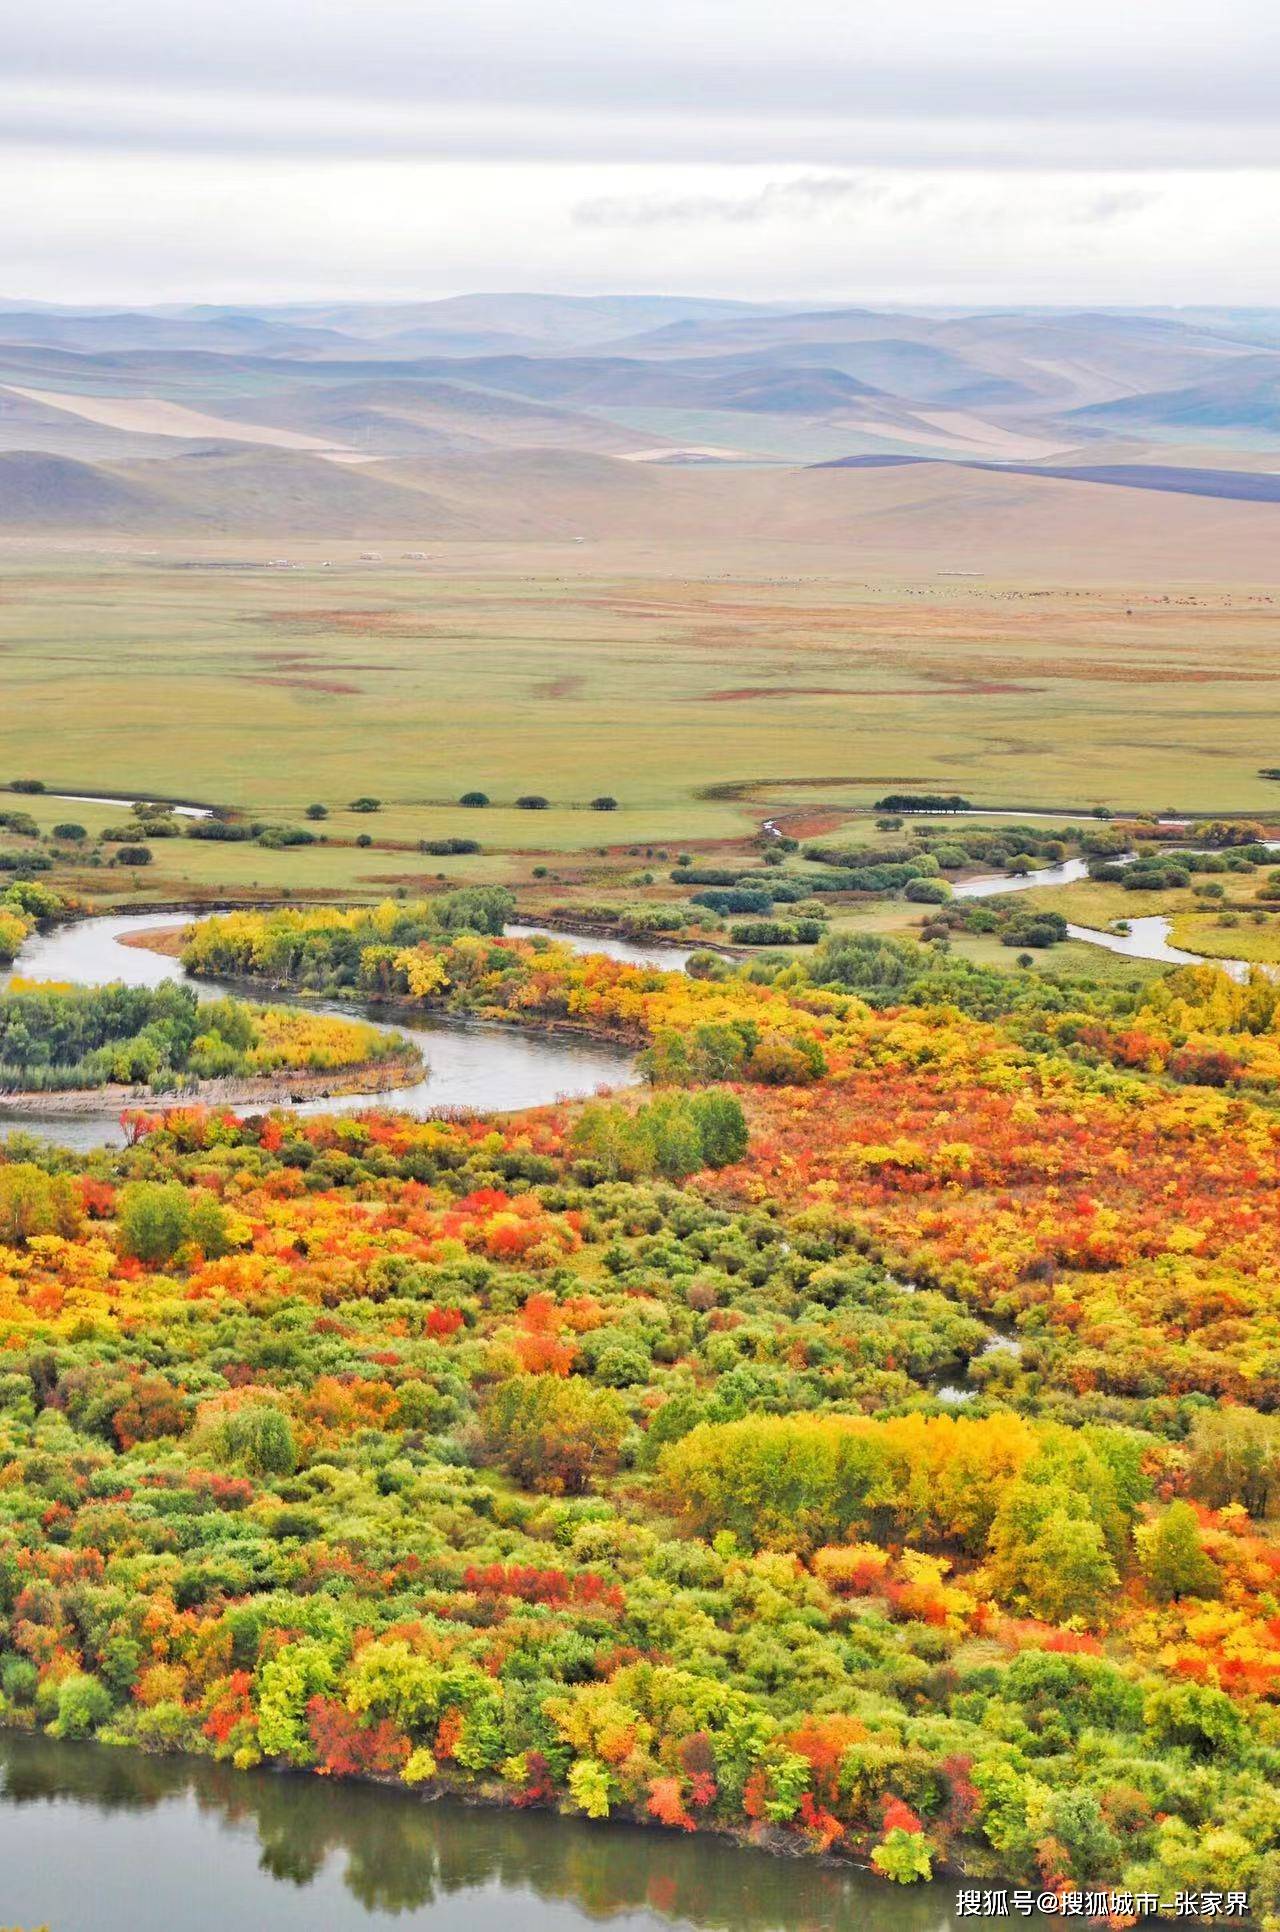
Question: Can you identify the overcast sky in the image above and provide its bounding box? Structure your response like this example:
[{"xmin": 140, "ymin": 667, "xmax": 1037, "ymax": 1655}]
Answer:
[{"xmin": 4, "ymin": 0, "xmax": 1278, "ymax": 305}]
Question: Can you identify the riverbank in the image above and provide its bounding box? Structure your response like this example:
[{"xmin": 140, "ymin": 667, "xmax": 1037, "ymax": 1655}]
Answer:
[
  {"xmin": 0, "ymin": 1701, "xmax": 957, "ymax": 1890},
  {"xmin": 4, "ymin": 903, "xmax": 1278, "ymax": 1916},
  {"xmin": 0, "ymin": 1729, "xmax": 978, "ymax": 1932},
  {"xmin": 510, "ymin": 912, "xmax": 727, "ymax": 963},
  {"xmin": 120, "ymin": 920, "xmax": 655, "ymax": 1051},
  {"xmin": 117, "ymin": 922, "xmax": 187, "ymax": 957},
  {"xmin": 3, "ymin": 908, "xmax": 643, "ymax": 1147},
  {"xmin": 0, "ymin": 1052, "xmax": 424, "ymax": 1115},
  {"xmin": 128, "ymin": 914, "xmax": 713, "ymax": 975}
]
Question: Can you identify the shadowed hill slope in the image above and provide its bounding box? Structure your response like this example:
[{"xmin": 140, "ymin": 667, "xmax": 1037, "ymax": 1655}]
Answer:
[
  {"xmin": 0, "ymin": 450, "xmax": 159, "ymax": 526},
  {"xmin": 0, "ymin": 443, "xmax": 1277, "ymax": 580}
]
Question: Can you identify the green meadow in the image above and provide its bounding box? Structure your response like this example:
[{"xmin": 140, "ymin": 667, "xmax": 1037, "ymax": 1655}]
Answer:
[{"xmin": 3, "ymin": 543, "xmax": 1279, "ymax": 909}]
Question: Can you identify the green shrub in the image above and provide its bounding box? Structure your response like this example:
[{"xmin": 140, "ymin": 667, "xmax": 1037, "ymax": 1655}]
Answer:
[{"xmin": 50, "ymin": 1672, "xmax": 114, "ymax": 1739}]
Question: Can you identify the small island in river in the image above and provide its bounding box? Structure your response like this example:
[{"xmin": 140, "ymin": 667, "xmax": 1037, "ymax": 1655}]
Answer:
[{"xmin": 0, "ymin": 978, "xmax": 421, "ymax": 1111}]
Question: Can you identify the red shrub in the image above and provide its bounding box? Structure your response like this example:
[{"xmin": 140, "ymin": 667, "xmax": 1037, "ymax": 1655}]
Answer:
[{"xmin": 306, "ymin": 1696, "xmax": 409, "ymax": 1778}]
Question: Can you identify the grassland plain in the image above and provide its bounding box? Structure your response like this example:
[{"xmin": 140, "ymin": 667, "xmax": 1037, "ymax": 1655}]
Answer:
[
  {"xmin": 1168, "ymin": 913, "xmax": 1280, "ymax": 963},
  {"xmin": 3, "ymin": 544, "xmax": 1280, "ymax": 840},
  {"xmin": 1019, "ymin": 880, "xmax": 1208, "ymax": 929},
  {"xmin": 1022, "ymin": 877, "xmax": 1280, "ymax": 962},
  {"xmin": 817, "ymin": 895, "xmax": 1168, "ymax": 984}
]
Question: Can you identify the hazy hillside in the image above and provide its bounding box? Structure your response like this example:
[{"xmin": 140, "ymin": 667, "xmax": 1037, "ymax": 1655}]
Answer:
[
  {"xmin": 1, "ymin": 440, "xmax": 1276, "ymax": 580},
  {"xmin": 816, "ymin": 451, "xmax": 1280, "ymax": 502},
  {"xmin": 0, "ymin": 296, "xmax": 1279, "ymax": 526},
  {"xmin": 0, "ymin": 309, "xmax": 359, "ymax": 357},
  {"xmin": 0, "ymin": 451, "xmax": 159, "ymax": 526},
  {"xmin": 1068, "ymin": 355, "xmax": 1280, "ymax": 436},
  {"xmin": 167, "ymin": 293, "xmax": 774, "ymax": 358},
  {"xmin": 212, "ymin": 375, "xmax": 665, "ymax": 456}
]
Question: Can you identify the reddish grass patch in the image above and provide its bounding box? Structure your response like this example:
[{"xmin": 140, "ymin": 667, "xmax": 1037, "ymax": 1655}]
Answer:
[
  {"xmin": 236, "ymin": 674, "xmax": 359, "ymax": 696},
  {"xmin": 703, "ymin": 686, "xmax": 856, "ymax": 703}
]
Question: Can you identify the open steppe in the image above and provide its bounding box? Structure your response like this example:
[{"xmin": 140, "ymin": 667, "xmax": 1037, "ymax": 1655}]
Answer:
[
  {"xmin": 0, "ymin": 295, "xmax": 1278, "ymax": 940},
  {"xmin": 2, "ymin": 520, "xmax": 1277, "ymax": 897}
]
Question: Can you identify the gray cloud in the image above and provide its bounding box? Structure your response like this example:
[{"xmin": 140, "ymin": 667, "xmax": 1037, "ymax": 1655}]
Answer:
[
  {"xmin": 0, "ymin": 2, "xmax": 1274, "ymax": 123},
  {"xmin": 574, "ymin": 174, "xmax": 926, "ymax": 228},
  {"xmin": 0, "ymin": 1, "xmax": 1276, "ymax": 301},
  {"xmin": 1068, "ymin": 188, "xmax": 1159, "ymax": 224},
  {"xmin": 4, "ymin": 85, "xmax": 1279, "ymax": 174},
  {"xmin": 0, "ymin": 3, "xmax": 1279, "ymax": 171}
]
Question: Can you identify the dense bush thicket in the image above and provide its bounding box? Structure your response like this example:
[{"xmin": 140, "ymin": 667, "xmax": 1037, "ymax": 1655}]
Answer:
[{"xmin": 5, "ymin": 903, "xmax": 1280, "ymax": 1907}]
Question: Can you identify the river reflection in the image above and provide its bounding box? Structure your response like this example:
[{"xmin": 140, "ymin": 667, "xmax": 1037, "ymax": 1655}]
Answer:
[{"xmin": 0, "ymin": 1733, "xmax": 993, "ymax": 1932}]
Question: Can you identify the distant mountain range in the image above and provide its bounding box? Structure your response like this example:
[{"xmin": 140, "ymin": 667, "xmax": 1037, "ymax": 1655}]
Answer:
[{"xmin": 0, "ymin": 294, "xmax": 1278, "ymax": 544}]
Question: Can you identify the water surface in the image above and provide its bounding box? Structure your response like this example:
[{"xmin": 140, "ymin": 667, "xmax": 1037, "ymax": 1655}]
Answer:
[
  {"xmin": 43, "ymin": 792, "xmax": 213, "ymax": 818},
  {"xmin": 2, "ymin": 911, "xmax": 651, "ymax": 1149},
  {"xmin": 508, "ymin": 922, "xmax": 696, "ymax": 969},
  {"xmin": 952, "ymin": 858, "xmax": 1091, "ymax": 899},
  {"xmin": 0, "ymin": 1733, "xmax": 993, "ymax": 1932},
  {"xmin": 1065, "ymin": 914, "xmax": 1254, "ymax": 979}
]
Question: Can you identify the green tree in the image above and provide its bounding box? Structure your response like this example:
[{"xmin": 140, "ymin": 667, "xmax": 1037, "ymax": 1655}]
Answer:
[
  {"xmin": 1187, "ymin": 1407, "xmax": 1280, "ymax": 1517},
  {"xmin": 1, "ymin": 1655, "xmax": 38, "ymax": 1706},
  {"xmin": 197, "ymin": 1400, "xmax": 297, "ymax": 1478},
  {"xmin": 483, "ymin": 1375, "xmax": 628, "ymax": 1494},
  {"xmin": 644, "ymin": 1094, "xmax": 706, "ymax": 1179},
  {"xmin": 202, "ymin": 995, "xmax": 256, "ymax": 1052},
  {"xmin": 1039, "ymin": 1788, "xmax": 1122, "ymax": 1883},
  {"xmin": 50, "ymin": 1672, "xmax": 114, "ymax": 1739},
  {"xmin": 118, "ymin": 1181, "xmax": 187, "ymax": 1261},
  {"xmin": 346, "ymin": 1639, "xmax": 449, "ymax": 1735},
  {"xmin": 567, "ymin": 1758, "xmax": 613, "ymax": 1817},
  {"xmin": 433, "ymin": 885, "xmax": 515, "ymax": 935},
  {"xmin": 256, "ymin": 1640, "xmax": 336, "ymax": 1764},
  {"xmin": 985, "ymin": 1479, "xmax": 1118, "ymax": 1623},
  {"xmin": 872, "ymin": 1829, "xmax": 933, "ymax": 1883},
  {"xmin": 1144, "ymin": 1682, "xmax": 1245, "ymax": 1760},
  {"xmin": 0, "ymin": 1163, "xmax": 80, "ymax": 1244},
  {"xmin": 690, "ymin": 1092, "xmax": 749, "ymax": 1167},
  {"xmin": 117, "ymin": 1180, "xmax": 206, "ymax": 1264},
  {"xmin": 1138, "ymin": 1502, "xmax": 1222, "ymax": 1602}
]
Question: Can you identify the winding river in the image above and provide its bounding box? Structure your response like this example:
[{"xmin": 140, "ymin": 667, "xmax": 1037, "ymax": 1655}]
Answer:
[
  {"xmin": 954, "ymin": 859, "xmax": 1262, "ymax": 979},
  {"xmin": 43, "ymin": 792, "xmax": 214, "ymax": 819},
  {"xmin": 952, "ymin": 858, "xmax": 1091, "ymax": 899},
  {"xmin": 1, "ymin": 861, "xmax": 1259, "ymax": 1152},
  {"xmin": 0, "ymin": 913, "xmax": 691, "ymax": 1150},
  {"xmin": 7, "ymin": 913, "xmax": 986, "ymax": 1932}
]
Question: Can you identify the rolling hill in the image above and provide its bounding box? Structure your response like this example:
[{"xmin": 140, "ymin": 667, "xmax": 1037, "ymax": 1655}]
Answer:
[
  {"xmin": 1068, "ymin": 356, "xmax": 1280, "ymax": 437},
  {"xmin": 0, "ymin": 441, "xmax": 1275, "ymax": 582},
  {"xmin": 0, "ymin": 451, "xmax": 160, "ymax": 526},
  {"xmin": 0, "ymin": 297, "xmax": 1279, "ymax": 521}
]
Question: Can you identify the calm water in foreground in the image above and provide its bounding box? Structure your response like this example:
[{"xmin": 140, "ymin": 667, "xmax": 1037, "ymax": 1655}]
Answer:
[{"xmin": 0, "ymin": 1733, "xmax": 998, "ymax": 1932}]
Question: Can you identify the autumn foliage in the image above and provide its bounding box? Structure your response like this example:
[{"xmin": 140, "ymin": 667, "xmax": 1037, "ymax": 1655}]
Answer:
[{"xmin": 5, "ymin": 928, "xmax": 1280, "ymax": 1908}]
